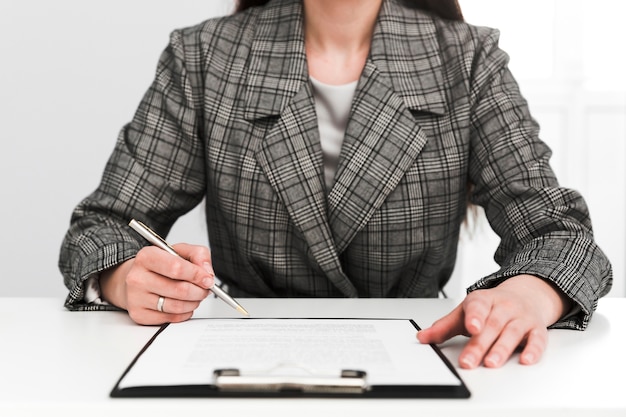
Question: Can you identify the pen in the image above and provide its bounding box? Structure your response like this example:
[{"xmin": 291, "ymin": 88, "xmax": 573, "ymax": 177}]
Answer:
[{"xmin": 128, "ymin": 219, "xmax": 250, "ymax": 316}]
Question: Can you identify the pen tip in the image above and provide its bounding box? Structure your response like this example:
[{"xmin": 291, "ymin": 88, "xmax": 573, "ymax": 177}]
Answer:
[{"xmin": 237, "ymin": 306, "xmax": 250, "ymax": 317}]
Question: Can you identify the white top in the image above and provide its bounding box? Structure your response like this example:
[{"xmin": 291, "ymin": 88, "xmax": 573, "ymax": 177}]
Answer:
[{"xmin": 310, "ymin": 76, "xmax": 358, "ymax": 191}]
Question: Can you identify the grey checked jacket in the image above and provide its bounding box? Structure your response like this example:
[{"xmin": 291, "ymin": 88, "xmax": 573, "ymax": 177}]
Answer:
[{"xmin": 59, "ymin": 0, "xmax": 612, "ymax": 329}]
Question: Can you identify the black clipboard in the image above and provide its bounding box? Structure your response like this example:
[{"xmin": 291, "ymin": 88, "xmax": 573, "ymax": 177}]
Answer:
[{"xmin": 110, "ymin": 318, "xmax": 470, "ymax": 399}]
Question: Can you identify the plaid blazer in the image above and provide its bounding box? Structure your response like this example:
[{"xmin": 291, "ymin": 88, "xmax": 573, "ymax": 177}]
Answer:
[{"xmin": 59, "ymin": 0, "xmax": 612, "ymax": 329}]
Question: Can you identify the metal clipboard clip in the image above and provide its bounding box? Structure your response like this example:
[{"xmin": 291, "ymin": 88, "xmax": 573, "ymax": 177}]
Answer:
[{"xmin": 213, "ymin": 363, "xmax": 369, "ymax": 394}]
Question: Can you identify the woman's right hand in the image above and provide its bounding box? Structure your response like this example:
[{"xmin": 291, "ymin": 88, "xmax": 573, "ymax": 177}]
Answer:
[{"xmin": 100, "ymin": 244, "xmax": 215, "ymax": 325}]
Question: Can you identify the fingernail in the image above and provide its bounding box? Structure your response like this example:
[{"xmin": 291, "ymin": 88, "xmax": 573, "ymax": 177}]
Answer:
[
  {"xmin": 485, "ymin": 353, "xmax": 500, "ymax": 367},
  {"xmin": 522, "ymin": 352, "xmax": 535, "ymax": 364},
  {"xmin": 460, "ymin": 354, "xmax": 476, "ymax": 369},
  {"xmin": 202, "ymin": 277, "xmax": 213, "ymax": 288},
  {"xmin": 470, "ymin": 318, "xmax": 482, "ymax": 332}
]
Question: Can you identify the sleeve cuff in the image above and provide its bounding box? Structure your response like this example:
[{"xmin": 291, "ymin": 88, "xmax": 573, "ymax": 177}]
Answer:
[{"xmin": 467, "ymin": 259, "xmax": 597, "ymax": 330}]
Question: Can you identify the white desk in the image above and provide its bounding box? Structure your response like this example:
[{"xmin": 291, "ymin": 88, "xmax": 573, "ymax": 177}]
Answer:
[{"xmin": 0, "ymin": 297, "xmax": 624, "ymax": 416}]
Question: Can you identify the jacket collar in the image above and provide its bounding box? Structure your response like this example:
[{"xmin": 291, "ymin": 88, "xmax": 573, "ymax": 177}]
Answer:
[{"xmin": 243, "ymin": 0, "xmax": 447, "ymax": 120}]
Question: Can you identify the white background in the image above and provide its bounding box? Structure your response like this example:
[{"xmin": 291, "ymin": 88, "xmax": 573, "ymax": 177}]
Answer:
[{"xmin": 0, "ymin": 0, "xmax": 623, "ymax": 298}]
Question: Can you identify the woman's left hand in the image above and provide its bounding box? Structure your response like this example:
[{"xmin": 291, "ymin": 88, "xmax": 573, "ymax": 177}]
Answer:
[{"xmin": 417, "ymin": 274, "xmax": 573, "ymax": 369}]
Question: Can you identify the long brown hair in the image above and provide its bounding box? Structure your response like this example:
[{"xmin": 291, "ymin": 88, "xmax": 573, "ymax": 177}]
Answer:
[{"xmin": 235, "ymin": 0, "xmax": 464, "ymax": 21}]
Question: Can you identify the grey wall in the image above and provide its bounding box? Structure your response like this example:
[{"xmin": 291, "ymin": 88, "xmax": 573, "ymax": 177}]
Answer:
[{"xmin": 0, "ymin": 1, "xmax": 233, "ymax": 297}]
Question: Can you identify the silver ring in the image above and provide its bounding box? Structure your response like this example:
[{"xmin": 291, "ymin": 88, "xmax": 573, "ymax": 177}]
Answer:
[{"xmin": 157, "ymin": 296, "xmax": 165, "ymax": 313}]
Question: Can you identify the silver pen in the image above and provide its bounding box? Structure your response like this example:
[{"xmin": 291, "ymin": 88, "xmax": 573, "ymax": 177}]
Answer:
[{"xmin": 128, "ymin": 219, "xmax": 249, "ymax": 316}]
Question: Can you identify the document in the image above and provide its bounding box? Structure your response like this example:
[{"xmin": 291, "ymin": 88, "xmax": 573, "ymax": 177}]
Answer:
[{"xmin": 114, "ymin": 318, "xmax": 469, "ymax": 398}]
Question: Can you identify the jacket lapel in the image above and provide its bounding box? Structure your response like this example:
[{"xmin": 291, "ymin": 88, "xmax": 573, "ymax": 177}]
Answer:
[
  {"xmin": 244, "ymin": 0, "xmax": 358, "ymax": 296},
  {"xmin": 328, "ymin": 0, "xmax": 448, "ymax": 253}
]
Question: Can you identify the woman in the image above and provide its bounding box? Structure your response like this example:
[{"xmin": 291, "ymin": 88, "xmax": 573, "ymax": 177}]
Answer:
[{"xmin": 59, "ymin": 0, "xmax": 612, "ymax": 370}]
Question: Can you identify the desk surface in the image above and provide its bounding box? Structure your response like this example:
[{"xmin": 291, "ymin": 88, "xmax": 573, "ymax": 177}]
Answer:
[{"xmin": 0, "ymin": 297, "xmax": 624, "ymax": 417}]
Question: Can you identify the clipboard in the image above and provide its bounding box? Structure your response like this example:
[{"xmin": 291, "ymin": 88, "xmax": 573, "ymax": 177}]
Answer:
[{"xmin": 110, "ymin": 318, "xmax": 470, "ymax": 398}]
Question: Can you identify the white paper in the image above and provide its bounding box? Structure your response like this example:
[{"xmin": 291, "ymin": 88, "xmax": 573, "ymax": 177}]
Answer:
[{"xmin": 118, "ymin": 318, "xmax": 461, "ymax": 389}]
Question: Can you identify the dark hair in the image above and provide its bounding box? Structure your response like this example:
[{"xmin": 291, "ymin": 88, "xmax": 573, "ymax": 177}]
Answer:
[{"xmin": 235, "ymin": 0, "xmax": 464, "ymax": 21}]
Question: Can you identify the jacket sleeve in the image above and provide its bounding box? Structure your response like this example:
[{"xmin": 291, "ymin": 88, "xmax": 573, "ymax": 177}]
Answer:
[
  {"xmin": 464, "ymin": 28, "xmax": 613, "ymax": 330},
  {"xmin": 58, "ymin": 29, "xmax": 206, "ymax": 311}
]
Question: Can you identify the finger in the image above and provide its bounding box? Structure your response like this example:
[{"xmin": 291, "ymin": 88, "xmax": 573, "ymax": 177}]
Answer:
[
  {"xmin": 462, "ymin": 291, "xmax": 494, "ymax": 335},
  {"xmin": 151, "ymin": 294, "xmax": 202, "ymax": 316},
  {"xmin": 157, "ymin": 275, "xmax": 211, "ymax": 302},
  {"xmin": 459, "ymin": 303, "xmax": 512, "ymax": 369},
  {"xmin": 417, "ymin": 303, "xmax": 467, "ymax": 344},
  {"xmin": 482, "ymin": 319, "xmax": 530, "ymax": 368},
  {"xmin": 127, "ymin": 292, "xmax": 199, "ymax": 326},
  {"xmin": 128, "ymin": 306, "xmax": 194, "ymax": 326},
  {"xmin": 173, "ymin": 243, "xmax": 213, "ymax": 269},
  {"xmin": 135, "ymin": 246, "xmax": 214, "ymax": 290},
  {"xmin": 124, "ymin": 267, "xmax": 208, "ymax": 326},
  {"xmin": 519, "ymin": 327, "xmax": 548, "ymax": 365},
  {"xmin": 173, "ymin": 243, "xmax": 216, "ymax": 280}
]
